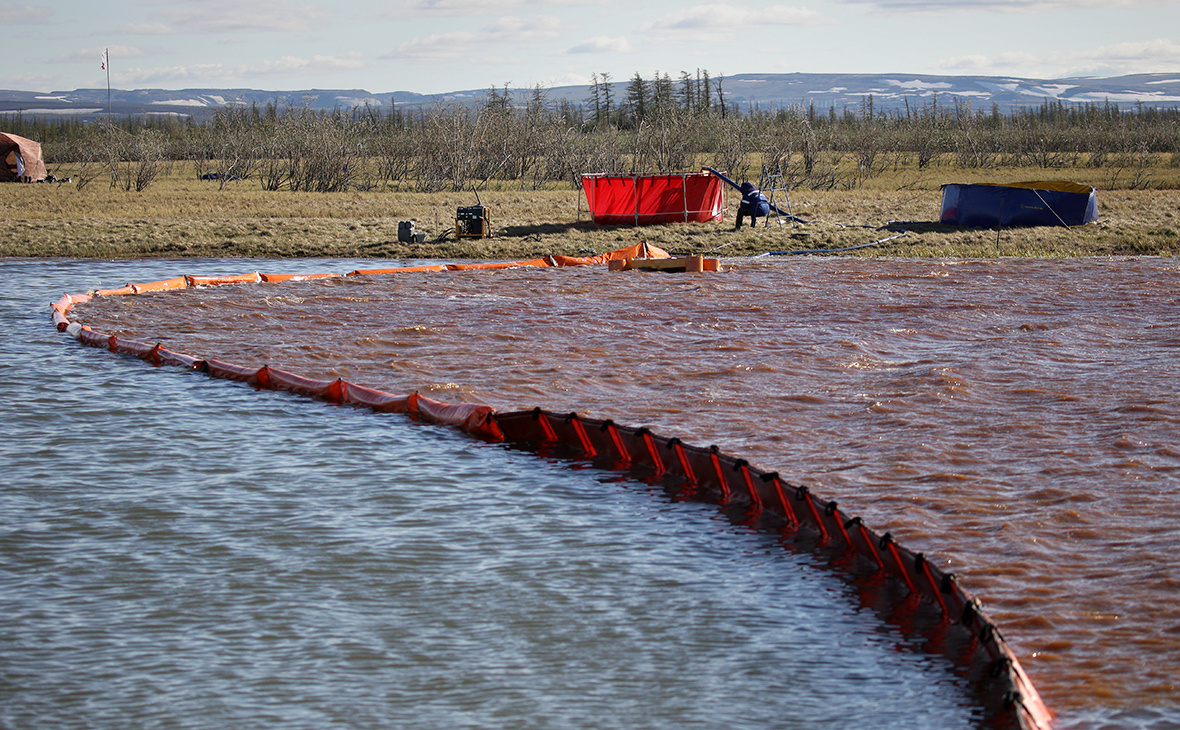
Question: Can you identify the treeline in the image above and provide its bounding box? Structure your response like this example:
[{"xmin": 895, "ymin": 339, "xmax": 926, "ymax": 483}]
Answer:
[{"xmin": 4, "ymin": 70, "xmax": 1179, "ymax": 193}]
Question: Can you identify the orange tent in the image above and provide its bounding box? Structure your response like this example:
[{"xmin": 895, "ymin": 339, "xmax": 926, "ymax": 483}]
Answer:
[{"xmin": 1, "ymin": 132, "xmax": 48, "ymax": 182}]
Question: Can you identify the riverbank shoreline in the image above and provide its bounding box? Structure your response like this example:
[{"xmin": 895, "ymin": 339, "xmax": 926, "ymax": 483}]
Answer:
[{"xmin": 4, "ymin": 174, "xmax": 1177, "ymax": 260}]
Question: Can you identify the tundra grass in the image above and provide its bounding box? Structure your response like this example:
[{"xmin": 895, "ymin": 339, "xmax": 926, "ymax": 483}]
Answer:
[{"xmin": 2, "ymin": 167, "xmax": 1177, "ymax": 260}]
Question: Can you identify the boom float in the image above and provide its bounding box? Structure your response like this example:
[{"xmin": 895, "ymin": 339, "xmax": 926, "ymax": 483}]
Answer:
[{"xmin": 49, "ymin": 246, "xmax": 1052, "ymax": 730}]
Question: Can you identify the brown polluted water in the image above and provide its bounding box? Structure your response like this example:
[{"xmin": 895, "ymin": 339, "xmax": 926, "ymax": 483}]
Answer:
[{"xmin": 74, "ymin": 256, "xmax": 1180, "ymax": 721}]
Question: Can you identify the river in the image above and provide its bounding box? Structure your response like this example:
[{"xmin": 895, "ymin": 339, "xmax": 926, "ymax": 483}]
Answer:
[{"xmin": 5, "ymin": 255, "xmax": 1178, "ymax": 729}]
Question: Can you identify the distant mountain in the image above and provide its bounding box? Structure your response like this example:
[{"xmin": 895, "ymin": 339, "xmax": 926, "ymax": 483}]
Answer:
[
  {"xmin": 3, "ymin": 72, "xmax": 1179, "ymax": 122},
  {"xmin": 0, "ymin": 88, "xmax": 413, "ymax": 122}
]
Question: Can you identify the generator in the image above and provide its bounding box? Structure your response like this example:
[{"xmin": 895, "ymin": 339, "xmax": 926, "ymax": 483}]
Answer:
[{"xmin": 455, "ymin": 205, "xmax": 491, "ymax": 239}]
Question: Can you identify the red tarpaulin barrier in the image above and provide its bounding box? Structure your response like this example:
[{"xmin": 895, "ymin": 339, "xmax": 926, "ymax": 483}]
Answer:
[{"xmin": 582, "ymin": 172, "xmax": 724, "ymax": 226}]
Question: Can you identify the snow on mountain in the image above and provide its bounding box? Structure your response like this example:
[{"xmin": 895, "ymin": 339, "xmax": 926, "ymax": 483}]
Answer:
[{"xmin": 2, "ymin": 72, "xmax": 1178, "ymax": 122}]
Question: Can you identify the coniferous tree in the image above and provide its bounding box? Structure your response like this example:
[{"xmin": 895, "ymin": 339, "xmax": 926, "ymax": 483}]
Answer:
[{"xmin": 625, "ymin": 72, "xmax": 650, "ymax": 127}]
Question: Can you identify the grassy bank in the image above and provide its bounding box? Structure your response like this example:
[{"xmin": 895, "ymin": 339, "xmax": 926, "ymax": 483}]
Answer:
[{"xmin": 2, "ymin": 165, "xmax": 1177, "ymax": 260}]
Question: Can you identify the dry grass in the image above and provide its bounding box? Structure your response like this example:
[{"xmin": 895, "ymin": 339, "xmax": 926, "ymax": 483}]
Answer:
[{"xmin": 2, "ymin": 165, "xmax": 1178, "ymax": 260}]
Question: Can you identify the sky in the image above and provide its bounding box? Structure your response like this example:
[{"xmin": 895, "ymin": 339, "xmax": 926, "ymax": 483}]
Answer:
[{"xmin": 4, "ymin": 0, "xmax": 1180, "ymax": 95}]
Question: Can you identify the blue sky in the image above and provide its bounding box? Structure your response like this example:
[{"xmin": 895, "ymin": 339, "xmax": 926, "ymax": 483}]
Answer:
[{"xmin": 5, "ymin": 0, "xmax": 1179, "ymax": 94}]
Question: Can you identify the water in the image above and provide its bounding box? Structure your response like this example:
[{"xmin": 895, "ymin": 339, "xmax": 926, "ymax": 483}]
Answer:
[{"xmin": 2, "ymin": 258, "xmax": 983, "ymax": 730}]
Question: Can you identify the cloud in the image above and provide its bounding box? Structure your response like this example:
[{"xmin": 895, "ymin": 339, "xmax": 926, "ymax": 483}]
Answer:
[
  {"xmin": 402, "ymin": 0, "xmax": 527, "ymax": 12},
  {"xmin": 396, "ymin": 0, "xmax": 590, "ymax": 15},
  {"xmin": 142, "ymin": 0, "xmax": 328, "ymax": 34},
  {"xmin": 547, "ymin": 72, "xmax": 594, "ymax": 87},
  {"xmin": 643, "ymin": 3, "xmax": 830, "ymax": 40},
  {"xmin": 933, "ymin": 38, "xmax": 1180, "ymax": 77},
  {"xmin": 567, "ymin": 36, "xmax": 632, "ymax": 54},
  {"xmin": 839, "ymin": 0, "xmax": 1169, "ymax": 12},
  {"xmin": 52, "ymin": 46, "xmax": 149, "ymax": 65},
  {"xmin": 482, "ymin": 15, "xmax": 563, "ymax": 42},
  {"xmin": 122, "ymin": 22, "xmax": 177, "ymax": 35},
  {"xmin": 110, "ymin": 53, "xmax": 367, "ymax": 86},
  {"xmin": 2, "ymin": 1, "xmax": 52, "ymax": 23},
  {"xmin": 1, "ymin": 71, "xmax": 55, "ymax": 92},
  {"xmin": 381, "ymin": 31, "xmax": 477, "ymax": 62},
  {"xmin": 383, "ymin": 16, "xmax": 563, "ymax": 62},
  {"xmin": 1083, "ymin": 38, "xmax": 1180, "ymax": 68},
  {"xmin": 254, "ymin": 54, "xmax": 368, "ymax": 75},
  {"xmin": 934, "ymin": 51, "xmax": 1041, "ymax": 73}
]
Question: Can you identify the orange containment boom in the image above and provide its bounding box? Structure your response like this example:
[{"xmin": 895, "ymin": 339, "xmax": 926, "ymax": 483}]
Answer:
[
  {"xmin": 47, "ymin": 245, "xmax": 1051, "ymax": 730},
  {"xmin": 346, "ymin": 242, "xmax": 675, "ymax": 277}
]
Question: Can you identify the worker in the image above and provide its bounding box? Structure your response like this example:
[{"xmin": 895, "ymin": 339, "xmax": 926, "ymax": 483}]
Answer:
[{"xmin": 735, "ymin": 182, "xmax": 770, "ymax": 229}]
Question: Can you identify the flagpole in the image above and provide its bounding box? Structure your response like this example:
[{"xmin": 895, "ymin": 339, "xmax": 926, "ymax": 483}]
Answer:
[{"xmin": 105, "ymin": 47, "xmax": 111, "ymax": 122}]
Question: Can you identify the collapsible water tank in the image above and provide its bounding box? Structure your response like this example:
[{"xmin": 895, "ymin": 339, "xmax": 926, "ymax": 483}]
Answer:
[{"xmin": 939, "ymin": 181, "xmax": 1098, "ymax": 228}]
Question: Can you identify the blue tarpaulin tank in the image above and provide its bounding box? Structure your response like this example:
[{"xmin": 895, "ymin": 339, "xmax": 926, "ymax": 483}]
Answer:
[{"xmin": 939, "ymin": 181, "xmax": 1098, "ymax": 228}]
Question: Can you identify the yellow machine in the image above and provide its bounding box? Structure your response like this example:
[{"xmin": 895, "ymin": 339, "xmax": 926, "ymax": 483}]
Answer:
[{"xmin": 455, "ymin": 205, "xmax": 491, "ymax": 239}]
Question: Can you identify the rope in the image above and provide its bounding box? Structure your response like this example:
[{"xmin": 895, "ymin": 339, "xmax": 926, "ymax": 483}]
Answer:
[{"xmin": 1029, "ymin": 188, "xmax": 1075, "ymax": 229}]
